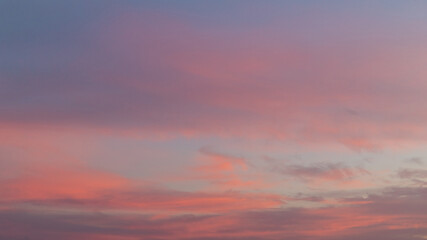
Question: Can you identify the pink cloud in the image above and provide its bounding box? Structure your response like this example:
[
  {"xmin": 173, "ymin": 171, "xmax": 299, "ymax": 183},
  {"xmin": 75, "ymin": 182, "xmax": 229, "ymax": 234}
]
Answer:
[
  {"xmin": 0, "ymin": 148, "xmax": 283, "ymax": 214},
  {"xmin": 174, "ymin": 148, "xmax": 275, "ymax": 191},
  {"xmin": 1, "ymin": 187, "xmax": 425, "ymax": 240}
]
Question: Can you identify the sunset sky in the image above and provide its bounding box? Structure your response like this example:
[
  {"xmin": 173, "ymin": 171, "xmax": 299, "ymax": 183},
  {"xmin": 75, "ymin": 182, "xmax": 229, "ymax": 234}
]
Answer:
[{"xmin": 1, "ymin": 1, "xmax": 427, "ymax": 239}]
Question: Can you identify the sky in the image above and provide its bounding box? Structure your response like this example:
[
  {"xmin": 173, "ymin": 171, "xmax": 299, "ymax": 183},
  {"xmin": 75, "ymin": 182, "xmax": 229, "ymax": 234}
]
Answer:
[{"xmin": 1, "ymin": 0, "xmax": 427, "ymax": 239}]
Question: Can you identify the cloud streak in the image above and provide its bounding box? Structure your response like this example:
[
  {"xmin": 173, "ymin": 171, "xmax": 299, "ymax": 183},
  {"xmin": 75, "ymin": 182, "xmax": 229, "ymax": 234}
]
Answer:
[{"xmin": 1, "ymin": 187, "xmax": 426, "ymax": 240}]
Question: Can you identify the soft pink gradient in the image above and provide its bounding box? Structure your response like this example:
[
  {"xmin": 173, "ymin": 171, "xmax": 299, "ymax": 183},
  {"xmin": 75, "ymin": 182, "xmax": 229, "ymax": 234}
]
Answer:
[{"xmin": 1, "ymin": 1, "xmax": 427, "ymax": 240}]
